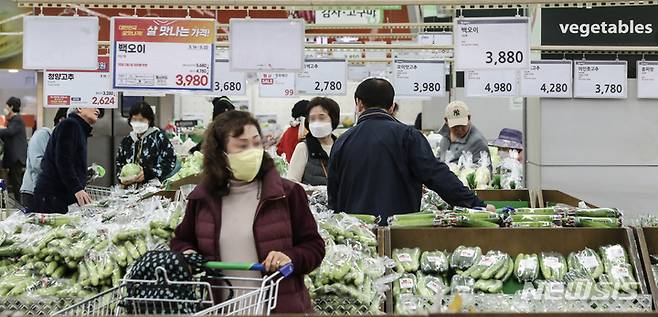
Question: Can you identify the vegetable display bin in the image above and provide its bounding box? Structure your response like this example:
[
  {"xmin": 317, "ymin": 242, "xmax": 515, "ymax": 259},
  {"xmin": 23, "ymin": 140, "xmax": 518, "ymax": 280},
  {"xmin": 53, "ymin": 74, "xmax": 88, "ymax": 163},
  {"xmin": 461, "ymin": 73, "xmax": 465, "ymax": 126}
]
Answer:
[
  {"xmin": 474, "ymin": 189, "xmax": 597, "ymax": 209},
  {"xmin": 634, "ymin": 227, "xmax": 658, "ymax": 310},
  {"xmin": 386, "ymin": 228, "xmax": 648, "ymax": 303}
]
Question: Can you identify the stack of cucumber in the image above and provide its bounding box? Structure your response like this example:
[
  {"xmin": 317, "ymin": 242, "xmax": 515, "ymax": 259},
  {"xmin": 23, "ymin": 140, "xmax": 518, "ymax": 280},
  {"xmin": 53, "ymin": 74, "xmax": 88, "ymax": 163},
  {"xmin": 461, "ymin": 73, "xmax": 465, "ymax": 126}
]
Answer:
[
  {"xmin": 504, "ymin": 207, "xmax": 623, "ymax": 228},
  {"xmin": 388, "ymin": 208, "xmax": 502, "ymax": 228},
  {"xmin": 459, "ymin": 250, "xmax": 514, "ymax": 293},
  {"xmin": 0, "ymin": 196, "xmax": 185, "ymax": 300},
  {"xmin": 392, "ymin": 247, "xmax": 450, "ymax": 314}
]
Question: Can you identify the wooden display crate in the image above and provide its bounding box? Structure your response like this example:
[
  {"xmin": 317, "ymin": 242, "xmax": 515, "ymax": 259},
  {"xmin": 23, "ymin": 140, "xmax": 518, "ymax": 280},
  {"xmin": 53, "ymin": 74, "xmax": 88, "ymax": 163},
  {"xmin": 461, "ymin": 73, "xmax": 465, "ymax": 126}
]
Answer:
[{"xmin": 635, "ymin": 227, "xmax": 658, "ymax": 310}]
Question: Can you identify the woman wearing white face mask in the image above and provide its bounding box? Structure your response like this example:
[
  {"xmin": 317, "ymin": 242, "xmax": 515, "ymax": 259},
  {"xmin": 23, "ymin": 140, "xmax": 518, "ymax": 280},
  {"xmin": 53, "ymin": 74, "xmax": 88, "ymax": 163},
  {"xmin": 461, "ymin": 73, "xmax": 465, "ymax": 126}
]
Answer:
[
  {"xmin": 287, "ymin": 97, "xmax": 340, "ymax": 186},
  {"xmin": 116, "ymin": 102, "xmax": 176, "ymax": 186}
]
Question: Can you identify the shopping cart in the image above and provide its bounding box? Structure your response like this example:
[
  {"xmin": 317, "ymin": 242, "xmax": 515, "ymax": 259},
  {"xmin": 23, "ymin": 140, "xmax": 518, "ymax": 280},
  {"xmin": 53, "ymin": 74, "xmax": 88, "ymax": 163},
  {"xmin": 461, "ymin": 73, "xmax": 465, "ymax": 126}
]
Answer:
[
  {"xmin": 53, "ymin": 261, "xmax": 293, "ymax": 316},
  {"xmin": 84, "ymin": 185, "xmax": 113, "ymax": 201}
]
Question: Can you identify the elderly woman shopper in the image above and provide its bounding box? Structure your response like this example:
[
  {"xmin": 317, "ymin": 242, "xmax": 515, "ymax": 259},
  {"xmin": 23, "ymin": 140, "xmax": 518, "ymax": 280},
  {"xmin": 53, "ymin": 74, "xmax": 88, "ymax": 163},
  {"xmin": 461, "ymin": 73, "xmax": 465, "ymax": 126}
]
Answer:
[{"xmin": 170, "ymin": 110, "xmax": 325, "ymax": 314}]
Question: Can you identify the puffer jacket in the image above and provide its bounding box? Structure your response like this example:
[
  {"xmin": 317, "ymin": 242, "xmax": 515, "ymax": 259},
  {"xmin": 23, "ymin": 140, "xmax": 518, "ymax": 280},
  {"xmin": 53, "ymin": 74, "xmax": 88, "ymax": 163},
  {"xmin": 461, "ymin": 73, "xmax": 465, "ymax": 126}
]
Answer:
[{"xmin": 116, "ymin": 127, "xmax": 176, "ymax": 183}]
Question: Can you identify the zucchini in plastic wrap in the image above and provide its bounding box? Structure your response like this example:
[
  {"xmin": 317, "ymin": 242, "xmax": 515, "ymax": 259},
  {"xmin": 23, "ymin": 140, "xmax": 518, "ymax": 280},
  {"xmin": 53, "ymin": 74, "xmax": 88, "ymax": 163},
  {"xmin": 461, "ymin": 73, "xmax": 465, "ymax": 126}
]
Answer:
[
  {"xmin": 568, "ymin": 248, "xmax": 604, "ymax": 279},
  {"xmin": 394, "ymin": 294, "xmax": 429, "ymax": 314},
  {"xmin": 606, "ymin": 264, "xmax": 640, "ymax": 293},
  {"xmin": 393, "ymin": 273, "xmax": 417, "ymax": 295},
  {"xmin": 450, "ymin": 246, "xmax": 482, "ymax": 270},
  {"xmin": 514, "ymin": 253, "xmax": 539, "ymax": 282},
  {"xmin": 393, "ymin": 248, "xmax": 421, "ymax": 273},
  {"xmin": 462, "ymin": 251, "xmax": 507, "ymax": 280},
  {"xmin": 450, "ymin": 274, "xmax": 476, "ymax": 294},
  {"xmin": 416, "ymin": 272, "xmax": 448, "ymax": 303},
  {"xmin": 540, "ymin": 252, "xmax": 567, "ymax": 281},
  {"xmin": 599, "ymin": 244, "xmax": 629, "ymax": 272},
  {"xmin": 420, "ymin": 250, "xmax": 449, "ymax": 274}
]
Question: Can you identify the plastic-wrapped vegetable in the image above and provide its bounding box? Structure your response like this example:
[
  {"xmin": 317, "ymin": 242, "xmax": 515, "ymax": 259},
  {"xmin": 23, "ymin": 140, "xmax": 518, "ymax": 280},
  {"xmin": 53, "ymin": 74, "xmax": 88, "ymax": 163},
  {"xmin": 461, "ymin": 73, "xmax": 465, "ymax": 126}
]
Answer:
[
  {"xmin": 393, "ymin": 273, "xmax": 417, "ymax": 295},
  {"xmin": 458, "ymin": 152, "xmax": 476, "ymax": 189},
  {"xmin": 540, "ymin": 252, "xmax": 567, "ymax": 281},
  {"xmin": 450, "ymin": 274, "xmax": 475, "ymax": 294},
  {"xmin": 416, "ymin": 272, "xmax": 448, "ymax": 303},
  {"xmin": 393, "ymin": 248, "xmax": 421, "ymax": 273},
  {"xmin": 450, "ymin": 246, "xmax": 482, "ymax": 270},
  {"xmin": 420, "ymin": 250, "xmax": 449, "ymax": 274},
  {"xmin": 462, "ymin": 251, "xmax": 507, "ymax": 280},
  {"xmin": 474, "ymin": 279, "xmax": 503, "ymax": 293},
  {"xmin": 395, "ymin": 294, "xmax": 429, "ymax": 314},
  {"xmin": 607, "ymin": 264, "xmax": 639, "ymax": 293},
  {"xmin": 568, "ymin": 248, "xmax": 604, "ymax": 279},
  {"xmin": 515, "ymin": 253, "xmax": 539, "ymax": 282},
  {"xmin": 564, "ymin": 269, "xmax": 596, "ymax": 299},
  {"xmin": 572, "ymin": 208, "xmax": 622, "ymax": 218},
  {"xmin": 599, "ymin": 244, "xmax": 629, "ymax": 272},
  {"xmin": 475, "ymin": 151, "xmax": 491, "ymax": 190}
]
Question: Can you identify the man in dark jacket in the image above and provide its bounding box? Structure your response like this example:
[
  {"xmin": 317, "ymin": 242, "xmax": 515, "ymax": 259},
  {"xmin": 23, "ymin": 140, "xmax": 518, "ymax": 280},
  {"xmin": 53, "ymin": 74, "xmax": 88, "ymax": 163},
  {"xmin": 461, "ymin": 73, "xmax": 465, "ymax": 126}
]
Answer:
[
  {"xmin": 327, "ymin": 78, "xmax": 492, "ymax": 223},
  {"xmin": 33, "ymin": 107, "xmax": 101, "ymax": 213},
  {"xmin": 0, "ymin": 97, "xmax": 28, "ymax": 200}
]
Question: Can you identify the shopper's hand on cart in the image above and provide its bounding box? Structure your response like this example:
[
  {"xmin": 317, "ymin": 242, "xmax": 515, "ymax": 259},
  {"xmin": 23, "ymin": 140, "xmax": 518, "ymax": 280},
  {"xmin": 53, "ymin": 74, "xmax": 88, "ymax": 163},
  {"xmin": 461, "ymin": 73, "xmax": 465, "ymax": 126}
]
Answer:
[
  {"xmin": 263, "ymin": 251, "xmax": 291, "ymax": 273},
  {"xmin": 75, "ymin": 190, "xmax": 92, "ymax": 206}
]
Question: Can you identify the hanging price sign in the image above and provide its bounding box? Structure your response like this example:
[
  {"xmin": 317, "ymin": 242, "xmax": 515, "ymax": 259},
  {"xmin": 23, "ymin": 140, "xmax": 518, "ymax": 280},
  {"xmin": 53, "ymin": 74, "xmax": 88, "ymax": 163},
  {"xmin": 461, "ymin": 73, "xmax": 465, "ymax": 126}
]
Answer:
[
  {"xmin": 393, "ymin": 60, "xmax": 446, "ymax": 97},
  {"xmin": 214, "ymin": 59, "xmax": 246, "ymax": 96},
  {"xmin": 44, "ymin": 56, "xmax": 118, "ymax": 108},
  {"xmin": 111, "ymin": 17, "xmax": 215, "ymax": 91},
  {"xmin": 520, "ymin": 60, "xmax": 573, "ymax": 98},
  {"xmin": 258, "ymin": 73, "xmax": 296, "ymax": 98},
  {"xmin": 465, "ymin": 69, "xmax": 519, "ymax": 97},
  {"xmin": 637, "ymin": 61, "xmax": 658, "ymax": 98},
  {"xmin": 296, "ymin": 59, "xmax": 347, "ymax": 96},
  {"xmin": 454, "ymin": 17, "xmax": 530, "ymax": 70},
  {"xmin": 573, "ymin": 61, "xmax": 627, "ymax": 99}
]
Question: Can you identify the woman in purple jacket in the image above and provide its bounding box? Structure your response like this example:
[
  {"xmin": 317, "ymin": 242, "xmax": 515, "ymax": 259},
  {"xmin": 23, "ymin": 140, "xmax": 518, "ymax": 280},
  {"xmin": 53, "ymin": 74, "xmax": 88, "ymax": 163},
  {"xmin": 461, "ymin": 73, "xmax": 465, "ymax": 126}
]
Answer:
[{"xmin": 170, "ymin": 111, "xmax": 325, "ymax": 314}]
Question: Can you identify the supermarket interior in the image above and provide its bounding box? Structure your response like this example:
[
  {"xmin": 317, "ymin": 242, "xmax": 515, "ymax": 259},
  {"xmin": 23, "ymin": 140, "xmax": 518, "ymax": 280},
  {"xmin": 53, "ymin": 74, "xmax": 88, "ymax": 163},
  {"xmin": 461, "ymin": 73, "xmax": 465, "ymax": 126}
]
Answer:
[{"xmin": 1, "ymin": 0, "xmax": 658, "ymax": 315}]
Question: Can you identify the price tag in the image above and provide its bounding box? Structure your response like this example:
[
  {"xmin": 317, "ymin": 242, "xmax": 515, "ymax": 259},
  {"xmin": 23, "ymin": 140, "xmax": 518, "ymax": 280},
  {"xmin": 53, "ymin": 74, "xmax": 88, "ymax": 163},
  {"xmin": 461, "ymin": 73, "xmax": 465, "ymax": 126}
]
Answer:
[
  {"xmin": 258, "ymin": 73, "xmax": 296, "ymax": 98},
  {"xmin": 479, "ymin": 256, "xmax": 496, "ymax": 266},
  {"xmin": 573, "ymin": 61, "xmax": 627, "ymax": 99},
  {"xmin": 397, "ymin": 253, "xmax": 412, "ymax": 263},
  {"xmin": 465, "ymin": 69, "xmax": 519, "ymax": 97},
  {"xmin": 393, "ymin": 60, "xmax": 446, "ymax": 97},
  {"xmin": 296, "ymin": 59, "xmax": 347, "ymax": 96},
  {"xmin": 213, "ymin": 59, "xmax": 246, "ymax": 96},
  {"xmin": 460, "ymin": 249, "xmax": 476, "ymax": 258},
  {"xmin": 637, "ymin": 61, "xmax": 658, "ymax": 98},
  {"xmin": 399, "ymin": 278, "xmax": 414, "ymax": 289},
  {"xmin": 111, "ymin": 17, "xmax": 215, "ymax": 91},
  {"xmin": 543, "ymin": 257, "xmax": 561, "ymax": 269},
  {"xmin": 426, "ymin": 280, "xmax": 442, "ymax": 294},
  {"xmin": 454, "ymin": 17, "xmax": 530, "ymax": 70},
  {"xmin": 44, "ymin": 56, "xmax": 118, "ymax": 108},
  {"xmin": 576, "ymin": 254, "xmax": 599, "ymax": 270},
  {"xmin": 520, "ymin": 60, "xmax": 573, "ymax": 98}
]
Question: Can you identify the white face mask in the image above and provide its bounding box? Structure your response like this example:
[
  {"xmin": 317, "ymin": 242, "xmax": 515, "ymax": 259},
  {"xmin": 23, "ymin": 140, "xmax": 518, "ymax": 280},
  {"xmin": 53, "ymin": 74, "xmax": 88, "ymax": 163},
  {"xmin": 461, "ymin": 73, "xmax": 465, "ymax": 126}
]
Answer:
[
  {"xmin": 131, "ymin": 121, "xmax": 149, "ymax": 134},
  {"xmin": 309, "ymin": 121, "xmax": 333, "ymax": 138}
]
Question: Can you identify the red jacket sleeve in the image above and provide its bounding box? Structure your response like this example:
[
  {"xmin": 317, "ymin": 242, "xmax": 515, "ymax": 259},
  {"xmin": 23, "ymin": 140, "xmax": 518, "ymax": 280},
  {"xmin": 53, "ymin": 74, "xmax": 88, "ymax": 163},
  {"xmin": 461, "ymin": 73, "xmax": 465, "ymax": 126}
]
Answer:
[
  {"xmin": 276, "ymin": 126, "xmax": 300, "ymax": 163},
  {"xmin": 170, "ymin": 199, "xmax": 199, "ymax": 253},
  {"xmin": 283, "ymin": 183, "xmax": 325, "ymax": 275}
]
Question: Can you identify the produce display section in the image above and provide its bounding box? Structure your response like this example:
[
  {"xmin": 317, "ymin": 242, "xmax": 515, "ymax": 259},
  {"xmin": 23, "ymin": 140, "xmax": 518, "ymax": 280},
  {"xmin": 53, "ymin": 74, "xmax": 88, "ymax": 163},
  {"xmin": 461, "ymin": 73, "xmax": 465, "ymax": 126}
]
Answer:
[{"xmin": 634, "ymin": 227, "xmax": 658, "ymax": 310}]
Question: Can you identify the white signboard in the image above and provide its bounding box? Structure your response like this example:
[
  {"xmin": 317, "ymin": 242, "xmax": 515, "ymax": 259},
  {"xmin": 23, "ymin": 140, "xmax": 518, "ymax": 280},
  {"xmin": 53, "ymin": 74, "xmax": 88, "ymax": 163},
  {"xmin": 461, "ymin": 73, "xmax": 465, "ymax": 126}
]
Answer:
[
  {"xmin": 111, "ymin": 17, "xmax": 215, "ymax": 91},
  {"xmin": 44, "ymin": 56, "xmax": 118, "ymax": 108},
  {"xmin": 214, "ymin": 59, "xmax": 246, "ymax": 96},
  {"xmin": 454, "ymin": 17, "xmax": 530, "ymax": 70},
  {"xmin": 573, "ymin": 61, "xmax": 627, "ymax": 99},
  {"xmin": 417, "ymin": 32, "xmax": 453, "ymax": 45},
  {"xmin": 465, "ymin": 69, "xmax": 519, "ymax": 97},
  {"xmin": 637, "ymin": 61, "xmax": 658, "ymax": 99},
  {"xmin": 230, "ymin": 19, "xmax": 305, "ymax": 72},
  {"xmin": 315, "ymin": 9, "xmax": 382, "ymax": 24},
  {"xmin": 393, "ymin": 60, "xmax": 446, "ymax": 97},
  {"xmin": 258, "ymin": 73, "xmax": 296, "ymax": 98},
  {"xmin": 520, "ymin": 60, "xmax": 573, "ymax": 98},
  {"xmin": 296, "ymin": 59, "xmax": 347, "ymax": 96}
]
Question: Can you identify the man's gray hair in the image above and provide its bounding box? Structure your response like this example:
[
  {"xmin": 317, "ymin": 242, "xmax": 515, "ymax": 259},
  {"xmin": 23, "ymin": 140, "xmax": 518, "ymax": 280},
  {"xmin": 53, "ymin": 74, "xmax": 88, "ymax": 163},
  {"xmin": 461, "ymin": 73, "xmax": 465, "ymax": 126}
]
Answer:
[{"xmin": 66, "ymin": 107, "xmax": 78, "ymax": 116}]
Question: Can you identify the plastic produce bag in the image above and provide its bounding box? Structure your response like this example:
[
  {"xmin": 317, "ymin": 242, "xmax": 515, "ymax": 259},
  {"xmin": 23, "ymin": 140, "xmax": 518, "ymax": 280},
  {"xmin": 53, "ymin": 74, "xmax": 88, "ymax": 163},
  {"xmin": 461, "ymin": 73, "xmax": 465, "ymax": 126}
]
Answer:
[
  {"xmin": 450, "ymin": 246, "xmax": 482, "ymax": 270},
  {"xmin": 462, "ymin": 250, "xmax": 509, "ymax": 280},
  {"xmin": 450, "ymin": 274, "xmax": 475, "ymax": 294},
  {"xmin": 607, "ymin": 264, "xmax": 639, "ymax": 293},
  {"xmin": 395, "ymin": 293, "xmax": 429, "ymax": 314},
  {"xmin": 393, "ymin": 273, "xmax": 417, "ymax": 295},
  {"xmin": 599, "ymin": 244, "xmax": 629, "ymax": 272},
  {"xmin": 393, "ymin": 248, "xmax": 421, "ymax": 273},
  {"xmin": 475, "ymin": 151, "xmax": 491, "ymax": 190},
  {"xmin": 458, "ymin": 152, "xmax": 476, "ymax": 189},
  {"xmin": 500, "ymin": 150, "xmax": 523, "ymax": 189},
  {"xmin": 416, "ymin": 272, "xmax": 448, "ymax": 303},
  {"xmin": 515, "ymin": 253, "xmax": 540, "ymax": 282},
  {"xmin": 420, "ymin": 250, "xmax": 449, "ymax": 274},
  {"xmin": 540, "ymin": 252, "xmax": 567, "ymax": 281},
  {"xmin": 568, "ymin": 248, "xmax": 604, "ymax": 279}
]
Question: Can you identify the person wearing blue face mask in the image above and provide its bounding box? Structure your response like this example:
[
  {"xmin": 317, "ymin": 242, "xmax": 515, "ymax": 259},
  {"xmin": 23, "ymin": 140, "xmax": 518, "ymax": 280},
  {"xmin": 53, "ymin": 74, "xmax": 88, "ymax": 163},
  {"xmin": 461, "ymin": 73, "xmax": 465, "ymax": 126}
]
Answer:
[{"xmin": 116, "ymin": 102, "xmax": 176, "ymax": 187}]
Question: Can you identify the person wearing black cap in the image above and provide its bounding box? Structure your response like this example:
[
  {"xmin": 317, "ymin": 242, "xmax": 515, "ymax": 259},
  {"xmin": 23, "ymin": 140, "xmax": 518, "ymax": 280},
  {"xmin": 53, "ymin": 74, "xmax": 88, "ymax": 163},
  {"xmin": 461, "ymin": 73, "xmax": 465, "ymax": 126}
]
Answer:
[
  {"xmin": 0, "ymin": 97, "xmax": 27, "ymax": 200},
  {"xmin": 276, "ymin": 99, "xmax": 309, "ymax": 163},
  {"xmin": 188, "ymin": 96, "xmax": 235, "ymax": 154}
]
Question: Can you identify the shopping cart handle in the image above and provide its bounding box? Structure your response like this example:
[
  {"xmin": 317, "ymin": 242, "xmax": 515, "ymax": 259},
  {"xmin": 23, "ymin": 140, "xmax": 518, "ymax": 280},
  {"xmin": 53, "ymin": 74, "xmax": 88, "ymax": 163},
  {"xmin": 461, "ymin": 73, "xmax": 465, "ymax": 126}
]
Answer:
[{"xmin": 204, "ymin": 261, "xmax": 294, "ymax": 277}]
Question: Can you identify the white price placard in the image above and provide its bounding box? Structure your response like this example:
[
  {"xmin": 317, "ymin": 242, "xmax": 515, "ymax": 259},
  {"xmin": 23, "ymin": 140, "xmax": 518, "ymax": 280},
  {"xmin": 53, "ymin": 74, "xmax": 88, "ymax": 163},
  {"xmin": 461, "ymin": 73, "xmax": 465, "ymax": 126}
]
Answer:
[
  {"xmin": 454, "ymin": 17, "xmax": 530, "ymax": 70},
  {"xmin": 393, "ymin": 60, "xmax": 446, "ymax": 97},
  {"xmin": 44, "ymin": 56, "xmax": 118, "ymax": 108},
  {"xmin": 637, "ymin": 61, "xmax": 658, "ymax": 98},
  {"xmin": 214, "ymin": 59, "xmax": 246, "ymax": 96},
  {"xmin": 111, "ymin": 17, "xmax": 215, "ymax": 91},
  {"xmin": 573, "ymin": 61, "xmax": 627, "ymax": 99},
  {"xmin": 258, "ymin": 73, "xmax": 296, "ymax": 98},
  {"xmin": 296, "ymin": 59, "xmax": 347, "ymax": 96},
  {"xmin": 465, "ymin": 69, "xmax": 519, "ymax": 97},
  {"xmin": 520, "ymin": 60, "xmax": 573, "ymax": 98}
]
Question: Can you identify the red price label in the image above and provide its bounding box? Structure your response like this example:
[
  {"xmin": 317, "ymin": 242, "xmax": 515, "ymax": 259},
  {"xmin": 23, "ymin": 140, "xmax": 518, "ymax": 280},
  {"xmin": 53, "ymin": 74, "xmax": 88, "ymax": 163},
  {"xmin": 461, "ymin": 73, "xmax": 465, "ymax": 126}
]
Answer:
[
  {"xmin": 91, "ymin": 96, "xmax": 116, "ymax": 105},
  {"xmin": 175, "ymin": 74, "xmax": 209, "ymax": 87}
]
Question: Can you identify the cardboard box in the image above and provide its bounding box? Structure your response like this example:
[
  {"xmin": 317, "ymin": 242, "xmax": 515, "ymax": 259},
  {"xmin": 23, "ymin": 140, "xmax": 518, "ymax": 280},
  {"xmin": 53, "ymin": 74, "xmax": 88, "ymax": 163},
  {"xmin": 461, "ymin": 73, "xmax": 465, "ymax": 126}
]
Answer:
[
  {"xmin": 166, "ymin": 174, "xmax": 203, "ymax": 190},
  {"xmin": 387, "ymin": 228, "xmax": 647, "ymax": 295},
  {"xmin": 635, "ymin": 227, "xmax": 658, "ymax": 309},
  {"xmin": 474, "ymin": 189, "xmax": 597, "ymax": 209}
]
